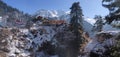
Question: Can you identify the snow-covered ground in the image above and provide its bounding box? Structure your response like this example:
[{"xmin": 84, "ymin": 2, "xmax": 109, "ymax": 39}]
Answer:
[
  {"xmin": 0, "ymin": 17, "xmax": 119, "ymax": 57},
  {"xmin": 103, "ymin": 24, "xmax": 120, "ymax": 31},
  {"xmin": 0, "ymin": 25, "xmax": 58, "ymax": 57},
  {"xmin": 0, "ymin": 9, "xmax": 120, "ymax": 57}
]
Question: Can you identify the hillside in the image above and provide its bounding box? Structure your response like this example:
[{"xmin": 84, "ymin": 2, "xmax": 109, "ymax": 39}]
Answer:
[
  {"xmin": 0, "ymin": 0, "xmax": 31, "ymax": 27},
  {"xmin": 0, "ymin": 17, "xmax": 119, "ymax": 57},
  {"xmin": 0, "ymin": 1, "xmax": 120, "ymax": 57}
]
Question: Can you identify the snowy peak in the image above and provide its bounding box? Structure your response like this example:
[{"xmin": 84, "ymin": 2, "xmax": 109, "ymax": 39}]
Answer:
[
  {"xmin": 34, "ymin": 9, "xmax": 70, "ymax": 21},
  {"xmin": 34, "ymin": 9, "xmax": 97, "ymax": 24},
  {"xmin": 35, "ymin": 9, "xmax": 57, "ymax": 18},
  {"xmin": 34, "ymin": 9, "xmax": 69, "ymax": 19},
  {"xmin": 84, "ymin": 17, "xmax": 96, "ymax": 25}
]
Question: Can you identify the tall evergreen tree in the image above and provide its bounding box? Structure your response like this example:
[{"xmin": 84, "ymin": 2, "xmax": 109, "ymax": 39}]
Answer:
[
  {"xmin": 70, "ymin": 2, "xmax": 83, "ymax": 30},
  {"xmin": 68, "ymin": 2, "xmax": 84, "ymax": 57},
  {"xmin": 70, "ymin": 2, "xmax": 84, "ymax": 38}
]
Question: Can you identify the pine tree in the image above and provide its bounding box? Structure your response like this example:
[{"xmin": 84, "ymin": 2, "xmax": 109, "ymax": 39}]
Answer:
[
  {"xmin": 92, "ymin": 15, "xmax": 104, "ymax": 32},
  {"xmin": 70, "ymin": 2, "xmax": 83, "ymax": 45},
  {"xmin": 68, "ymin": 2, "xmax": 84, "ymax": 57},
  {"xmin": 70, "ymin": 2, "xmax": 83, "ymax": 31},
  {"xmin": 102, "ymin": 0, "xmax": 120, "ymax": 24}
]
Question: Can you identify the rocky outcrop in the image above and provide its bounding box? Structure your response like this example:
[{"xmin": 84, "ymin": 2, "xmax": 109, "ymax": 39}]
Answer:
[
  {"xmin": 80, "ymin": 31, "xmax": 120, "ymax": 57},
  {"xmin": 0, "ymin": 25, "xmax": 58, "ymax": 57}
]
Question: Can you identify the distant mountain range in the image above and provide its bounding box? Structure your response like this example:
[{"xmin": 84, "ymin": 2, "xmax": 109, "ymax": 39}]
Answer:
[{"xmin": 34, "ymin": 9, "xmax": 70, "ymax": 22}]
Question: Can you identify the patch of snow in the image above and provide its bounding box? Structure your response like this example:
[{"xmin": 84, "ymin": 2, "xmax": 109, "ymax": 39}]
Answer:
[
  {"xmin": 0, "ymin": 16, "xmax": 2, "ymax": 19},
  {"xmin": 1, "ymin": 40, "xmax": 6, "ymax": 43},
  {"xmin": 82, "ymin": 31, "xmax": 119, "ymax": 57},
  {"xmin": 103, "ymin": 24, "xmax": 120, "ymax": 31},
  {"xmin": 84, "ymin": 17, "xmax": 96, "ymax": 25},
  {"xmin": 0, "ymin": 16, "xmax": 2, "ymax": 22},
  {"xmin": 19, "ymin": 29, "xmax": 29, "ymax": 34},
  {"xmin": 84, "ymin": 40, "xmax": 98, "ymax": 53}
]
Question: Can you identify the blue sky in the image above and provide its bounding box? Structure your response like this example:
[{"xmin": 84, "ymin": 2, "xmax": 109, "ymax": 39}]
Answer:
[{"xmin": 2, "ymin": 0, "xmax": 109, "ymax": 18}]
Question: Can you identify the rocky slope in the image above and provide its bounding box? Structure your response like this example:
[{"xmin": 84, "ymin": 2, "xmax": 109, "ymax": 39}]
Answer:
[{"xmin": 0, "ymin": 16, "xmax": 119, "ymax": 57}]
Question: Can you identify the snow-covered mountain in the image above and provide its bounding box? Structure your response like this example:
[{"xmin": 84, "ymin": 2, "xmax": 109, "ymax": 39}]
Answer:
[
  {"xmin": 84, "ymin": 17, "xmax": 96, "ymax": 25},
  {"xmin": 35, "ymin": 10, "xmax": 68, "ymax": 18},
  {"xmin": 34, "ymin": 9, "xmax": 70, "ymax": 21},
  {"xmin": 34, "ymin": 9, "xmax": 119, "ymax": 37}
]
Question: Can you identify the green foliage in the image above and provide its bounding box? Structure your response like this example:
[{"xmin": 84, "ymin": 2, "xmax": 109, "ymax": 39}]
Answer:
[
  {"xmin": 94, "ymin": 15, "xmax": 102, "ymax": 20},
  {"xmin": 0, "ymin": 0, "xmax": 20, "ymax": 15},
  {"xmin": 103, "ymin": 33, "xmax": 120, "ymax": 57},
  {"xmin": 68, "ymin": 2, "xmax": 84, "ymax": 57},
  {"xmin": 92, "ymin": 15, "xmax": 104, "ymax": 32},
  {"xmin": 0, "ymin": 0, "xmax": 32, "ymax": 27},
  {"xmin": 70, "ymin": 2, "xmax": 83, "ymax": 33},
  {"xmin": 102, "ymin": 0, "xmax": 120, "ymax": 24},
  {"xmin": 110, "ymin": 40, "xmax": 120, "ymax": 57}
]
